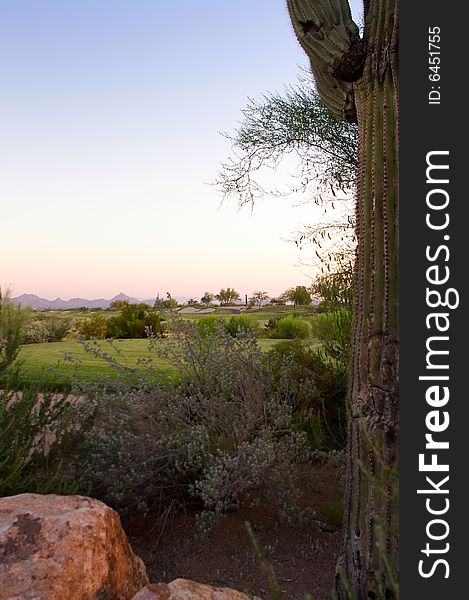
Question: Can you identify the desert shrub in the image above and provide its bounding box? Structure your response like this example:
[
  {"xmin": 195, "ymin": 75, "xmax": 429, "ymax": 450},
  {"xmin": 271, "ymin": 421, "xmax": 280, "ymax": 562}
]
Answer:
[
  {"xmin": 0, "ymin": 384, "xmax": 96, "ymax": 497},
  {"xmin": 24, "ymin": 316, "xmax": 71, "ymax": 344},
  {"xmin": 0, "ymin": 289, "xmax": 28, "ymax": 378},
  {"xmin": 311, "ymin": 309, "xmax": 351, "ymax": 367},
  {"xmin": 197, "ymin": 314, "xmax": 223, "ymax": 336},
  {"xmin": 106, "ymin": 302, "xmax": 164, "ymax": 339},
  {"xmin": 75, "ymin": 320, "xmax": 312, "ymax": 524},
  {"xmin": 78, "ymin": 314, "xmax": 109, "ymax": 340},
  {"xmin": 45, "ymin": 317, "xmax": 72, "ymax": 342},
  {"xmin": 23, "ymin": 319, "xmax": 50, "ymax": 344},
  {"xmin": 224, "ymin": 314, "xmax": 259, "ymax": 337},
  {"xmin": 270, "ymin": 315, "xmax": 310, "ymax": 339},
  {"xmin": 269, "ymin": 340, "xmax": 347, "ymax": 449}
]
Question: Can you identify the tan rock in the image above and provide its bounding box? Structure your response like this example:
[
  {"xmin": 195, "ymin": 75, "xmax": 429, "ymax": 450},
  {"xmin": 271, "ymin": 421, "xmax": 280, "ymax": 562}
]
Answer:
[
  {"xmin": 131, "ymin": 583, "xmax": 172, "ymax": 599},
  {"xmin": 131, "ymin": 579, "xmax": 261, "ymax": 600},
  {"xmin": 0, "ymin": 493, "xmax": 149, "ymax": 600}
]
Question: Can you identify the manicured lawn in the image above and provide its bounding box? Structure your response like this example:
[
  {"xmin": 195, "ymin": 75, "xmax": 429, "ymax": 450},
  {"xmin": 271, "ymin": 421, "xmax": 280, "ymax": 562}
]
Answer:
[
  {"xmin": 15, "ymin": 339, "xmax": 178, "ymax": 389},
  {"xmin": 14, "ymin": 337, "xmax": 288, "ymax": 389}
]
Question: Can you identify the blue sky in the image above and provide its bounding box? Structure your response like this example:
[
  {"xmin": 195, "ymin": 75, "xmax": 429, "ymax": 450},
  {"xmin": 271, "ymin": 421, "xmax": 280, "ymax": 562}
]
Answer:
[{"xmin": 1, "ymin": 0, "xmax": 362, "ymax": 300}]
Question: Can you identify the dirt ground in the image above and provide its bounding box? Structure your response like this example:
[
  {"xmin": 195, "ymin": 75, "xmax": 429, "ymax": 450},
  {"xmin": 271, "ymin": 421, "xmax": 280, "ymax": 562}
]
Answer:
[{"xmin": 126, "ymin": 460, "xmax": 343, "ymax": 600}]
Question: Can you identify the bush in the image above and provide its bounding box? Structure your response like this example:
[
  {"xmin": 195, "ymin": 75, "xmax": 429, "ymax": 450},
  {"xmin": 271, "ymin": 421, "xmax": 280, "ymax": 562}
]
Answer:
[
  {"xmin": 78, "ymin": 314, "xmax": 109, "ymax": 340},
  {"xmin": 197, "ymin": 314, "xmax": 223, "ymax": 337},
  {"xmin": 224, "ymin": 314, "xmax": 259, "ymax": 337},
  {"xmin": 0, "ymin": 289, "xmax": 27, "ymax": 378},
  {"xmin": 198, "ymin": 314, "xmax": 259, "ymax": 338},
  {"xmin": 46, "ymin": 317, "xmax": 72, "ymax": 342},
  {"xmin": 23, "ymin": 319, "xmax": 50, "ymax": 344},
  {"xmin": 75, "ymin": 320, "xmax": 311, "ymax": 525},
  {"xmin": 270, "ymin": 315, "xmax": 310, "ymax": 339},
  {"xmin": 268, "ymin": 340, "xmax": 347, "ymax": 449},
  {"xmin": 106, "ymin": 302, "xmax": 164, "ymax": 339},
  {"xmin": 24, "ymin": 316, "xmax": 71, "ymax": 344},
  {"xmin": 311, "ymin": 309, "xmax": 351, "ymax": 367},
  {"xmin": 0, "ymin": 385, "xmax": 96, "ymax": 497}
]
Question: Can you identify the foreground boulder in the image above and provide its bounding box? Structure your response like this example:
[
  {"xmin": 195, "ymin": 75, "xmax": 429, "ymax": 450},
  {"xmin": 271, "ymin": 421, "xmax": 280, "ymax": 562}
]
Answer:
[
  {"xmin": 132, "ymin": 580, "xmax": 261, "ymax": 600},
  {"xmin": 0, "ymin": 493, "xmax": 149, "ymax": 600}
]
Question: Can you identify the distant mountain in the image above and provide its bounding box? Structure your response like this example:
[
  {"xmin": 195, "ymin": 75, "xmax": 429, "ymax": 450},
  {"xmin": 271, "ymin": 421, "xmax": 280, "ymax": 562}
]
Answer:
[{"xmin": 11, "ymin": 292, "xmax": 157, "ymax": 310}]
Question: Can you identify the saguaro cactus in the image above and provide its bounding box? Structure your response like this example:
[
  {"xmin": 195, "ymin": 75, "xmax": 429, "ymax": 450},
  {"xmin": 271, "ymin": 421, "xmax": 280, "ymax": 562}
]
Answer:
[{"xmin": 287, "ymin": 1, "xmax": 399, "ymax": 598}]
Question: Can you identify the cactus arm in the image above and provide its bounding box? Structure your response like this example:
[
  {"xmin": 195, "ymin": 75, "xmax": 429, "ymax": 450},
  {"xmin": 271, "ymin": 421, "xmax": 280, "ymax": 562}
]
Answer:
[
  {"xmin": 287, "ymin": 0, "xmax": 366, "ymax": 122},
  {"xmin": 314, "ymin": 70, "xmax": 357, "ymax": 122}
]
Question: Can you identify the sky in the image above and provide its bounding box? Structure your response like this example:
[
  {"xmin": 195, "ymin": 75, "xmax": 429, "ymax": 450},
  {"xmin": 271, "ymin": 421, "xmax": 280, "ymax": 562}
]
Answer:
[{"xmin": 1, "ymin": 0, "xmax": 362, "ymax": 301}]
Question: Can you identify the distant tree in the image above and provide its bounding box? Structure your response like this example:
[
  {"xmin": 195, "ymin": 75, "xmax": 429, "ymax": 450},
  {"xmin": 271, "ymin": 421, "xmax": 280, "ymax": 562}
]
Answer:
[
  {"xmin": 251, "ymin": 291, "xmax": 269, "ymax": 310},
  {"xmin": 215, "ymin": 288, "xmax": 240, "ymax": 306},
  {"xmin": 187, "ymin": 298, "xmax": 198, "ymax": 306},
  {"xmin": 109, "ymin": 299, "xmax": 127, "ymax": 311},
  {"xmin": 154, "ymin": 292, "xmax": 178, "ymax": 311},
  {"xmin": 78, "ymin": 314, "xmax": 108, "ymax": 340},
  {"xmin": 281, "ymin": 286, "xmax": 311, "ymax": 307},
  {"xmin": 312, "ymin": 255, "xmax": 354, "ymax": 311},
  {"xmin": 106, "ymin": 301, "xmax": 163, "ymax": 338},
  {"xmin": 201, "ymin": 292, "xmax": 214, "ymax": 307}
]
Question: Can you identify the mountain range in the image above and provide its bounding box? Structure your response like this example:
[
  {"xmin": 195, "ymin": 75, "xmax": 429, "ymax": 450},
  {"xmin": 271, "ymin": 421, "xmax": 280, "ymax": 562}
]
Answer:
[{"xmin": 11, "ymin": 292, "xmax": 172, "ymax": 310}]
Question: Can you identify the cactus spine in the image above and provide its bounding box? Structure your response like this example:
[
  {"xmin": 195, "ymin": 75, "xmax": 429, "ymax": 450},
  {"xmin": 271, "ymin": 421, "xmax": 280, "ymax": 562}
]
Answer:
[{"xmin": 287, "ymin": 1, "xmax": 399, "ymax": 598}]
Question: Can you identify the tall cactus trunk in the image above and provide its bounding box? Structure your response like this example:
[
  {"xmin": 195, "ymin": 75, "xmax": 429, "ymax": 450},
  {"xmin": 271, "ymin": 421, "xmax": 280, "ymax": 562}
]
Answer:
[{"xmin": 287, "ymin": 1, "xmax": 399, "ymax": 598}]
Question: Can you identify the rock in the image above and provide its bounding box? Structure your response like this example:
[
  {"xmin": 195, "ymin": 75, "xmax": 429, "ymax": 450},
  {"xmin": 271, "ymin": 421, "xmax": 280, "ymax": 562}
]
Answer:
[
  {"xmin": 131, "ymin": 579, "xmax": 261, "ymax": 600},
  {"xmin": 131, "ymin": 584, "xmax": 172, "ymax": 599},
  {"xmin": 0, "ymin": 493, "xmax": 149, "ymax": 600}
]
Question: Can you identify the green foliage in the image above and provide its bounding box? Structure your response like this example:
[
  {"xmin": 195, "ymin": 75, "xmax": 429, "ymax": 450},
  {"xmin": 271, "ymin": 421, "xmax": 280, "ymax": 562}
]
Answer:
[
  {"xmin": 268, "ymin": 340, "xmax": 347, "ymax": 449},
  {"xmin": 198, "ymin": 314, "xmax": 259, "ymax": 338},
  {"xmin": 78, "ymin": 314, "xmax": 109, "ymax": 340},
  {"xmin": 109, "ymin": 299, "xmax": 127, "ymax": 311},
  {"xmin": 0, "ymin": 289, "xmax": 28, "ymax": 378},
  {"xmin": 217, "ymin": 77, "xmax": 358, "ymax": 206},
  {"xmin": 251, "ymin": 290, "xmax": 269, "ymax": 309},
  {"xmin": 24, "ymin": 316, "xmax": 72, "ymax": 344},
  {"xmin": 224, "ymin": 314, "xmax": 259, "ymax": 338},
  {"xmin": 270, "ymin": 315, "xmax": 310, "ymax": 339},
  {"xmin": 106, "ymin": 302, "xmax": 164, "ymax": 339},
  {"xmin": 75, "ymin": 320, "xmax": 312, "ymax": 523},
  {"xmin": 197, "ymin": 314, "xmax": 224, "ymax": 337},
  {"xmin": 215, "ymin": 287, "xmax": 240, "ymax": 306},
  {"xmin": 311, "ymin": 310, "xmax": 351, "ymax": 366},
  {"xmin": 0, "ymin": 384, "xmax": 95, "ymax": 497},
  {"xmin": 313, "ymin": 259, "xmax": 353, "ymax": 311},
  {"xmin": 279, "ymin": 286, "xmax": 311, "ymax": 307},
  {"xmin": 201, "ymin": 292, "xmax": 214, "ymax": 306},
  {"xmin": 153, "ymin": 292, "xmax": 178, "ymax": 311}
]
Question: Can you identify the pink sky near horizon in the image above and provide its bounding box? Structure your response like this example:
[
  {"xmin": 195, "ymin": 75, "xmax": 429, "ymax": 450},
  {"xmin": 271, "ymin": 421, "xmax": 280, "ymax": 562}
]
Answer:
[{"xmin": 1, "ymin": 1, "xmax": 362, "ymax": 300}]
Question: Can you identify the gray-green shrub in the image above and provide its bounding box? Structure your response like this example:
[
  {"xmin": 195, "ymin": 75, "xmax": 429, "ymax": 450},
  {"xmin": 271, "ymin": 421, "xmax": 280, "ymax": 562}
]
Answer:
[
  {"xmin": 75, "ymin": 319, "xmax": 312, "ymax": 524},
  {"xmin": 24, "ymin": 316, "xmax": 71, "ymax": 344}
]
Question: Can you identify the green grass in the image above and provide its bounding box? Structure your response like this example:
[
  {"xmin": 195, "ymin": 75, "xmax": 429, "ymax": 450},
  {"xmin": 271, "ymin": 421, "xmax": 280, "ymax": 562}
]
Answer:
[
  {"xmin": 14, "ymin": 337, "xmax": 287, "ymax": 390},
  {"xmin": 15, "ymin": 339, "xmax": 178, "ymax": 389}
]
